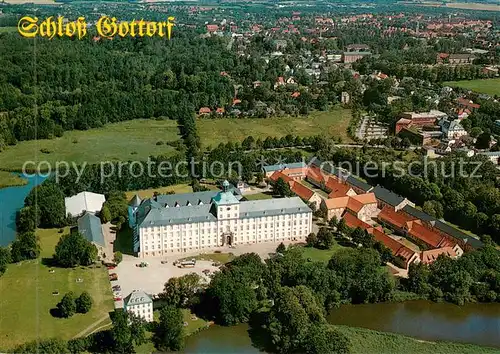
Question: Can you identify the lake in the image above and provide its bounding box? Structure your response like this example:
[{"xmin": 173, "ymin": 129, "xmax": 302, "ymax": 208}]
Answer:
[
  {"xmin": 0, "ymin": 173, "xmax": 47, "ymax": 246},
  {"xmin": 327, "ymin": 300, "xmax": 500, "ymax": 348},
  {"xmin": 184, "ymin": 301, "xmax": 500, "ymax": 352}
]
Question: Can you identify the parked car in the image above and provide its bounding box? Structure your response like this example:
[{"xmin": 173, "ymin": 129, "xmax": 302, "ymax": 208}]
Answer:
[
  {"xmin": 114, "ymin": 297, "xmax": 122, "ymax": 301},
  {"xmin": 109, "ymin": 273, "xmax": 118, "ymax": 281}
]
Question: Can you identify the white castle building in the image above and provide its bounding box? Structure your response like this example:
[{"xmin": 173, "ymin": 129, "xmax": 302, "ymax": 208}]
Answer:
[{"xmin": 128, "ymin": 181, "xmax": 312, "ymax": 258}]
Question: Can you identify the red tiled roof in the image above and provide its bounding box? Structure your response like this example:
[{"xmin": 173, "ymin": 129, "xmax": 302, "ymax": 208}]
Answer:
[
  {"xmin": 351, "ymin": 193, "xmax": 377, "ymax": 205},
  {"xmin": 457, "ymin": 97, "xmax": 480, "ymax": 109},
  {"xmin": 371, "ymin": 229, "xmax": 417, "ymax": 267},
  {"xmin": 291, "ymin": 91, "xmax": 301, "ymax": 98},
  {"xmin": 408, "ymin": 222, "xmax": 453, "ymax": 248},
  {"xmin": 324, "ymin": 196, "xmax": 349, "ymax": 210},
  {"xmin": 306, "ymin": 165, "xmax": 327, "ymax": 185},
  {"xmin": 290, "ymin": 181, "xmax": 315, "ymax": 201},
  {"xmin": 269, "ymin": 171, "xmax": 292, "ymax": 183},
  {"xmin": 343, "ymin": 213, "xmax": 372, "ymax": 230},
  {"xmin": 199, "ymin": 107, "xmax": 211, "ymax": 114},
  {"xmin": 420, "ymin": 246, "xmax": 457, "ymax": 264},
  {"xmin": 378, "ymin": 206, "xmax": 413, "ymax": 229}
]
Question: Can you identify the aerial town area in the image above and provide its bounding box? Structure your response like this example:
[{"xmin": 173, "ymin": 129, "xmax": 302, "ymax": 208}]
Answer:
[{"xmin": 0, "ymin": 0, "xmax": 499, "ymax": 353}]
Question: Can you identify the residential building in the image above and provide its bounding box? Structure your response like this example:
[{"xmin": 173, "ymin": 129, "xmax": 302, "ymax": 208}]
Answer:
[
  {"xmin": 370, "ymin": 228, "xmax": 420, "ymax": 269},
  {"xmin": 262, "ymin": 162, "xmax": 307, "ymax": 178},
  {"xmin": 65, "ymin": 191, "xmax": 106, "ymax": 218},
  {"xmin": 420, "ymin": 245, "xmax": 463, "ymax": 265},
  {"xmin": 440, "ymin": 119, "xmax": 467, "ymax": 139},
  {"xmin": 372, "ymin": 186, "xmax": 414, "ymax": 211},
  {"xmin": 396, "ymin": 110, "xmax": 447, "ymax": 134},
  {"xmin": 321, "ymin": 193, "xmax": 378, "ymax": 222},
  {"xmin": 343, "ymin": 51, "xmax": 371, "ymax": 63},
  {"xmin": 124, "ymin": 290, "xmax": 153, "ymax": 322},
  {"xmin": 341, "ymin": 91, "xmax": 350, "ymax": 104},
  {"xmin": 401, "ymin": 205, "xmax": 484, "ymax": 250},
  {"xmin": 130, "ymin": 181, "xmax": 312, "ymax": 257},
  {"xmin": 290, "ymin": 181, "xmax": 323, "ymax": 209},
  {"xmin": 346, "ymin": 175, "xmax": 373, "ymax": 194}
]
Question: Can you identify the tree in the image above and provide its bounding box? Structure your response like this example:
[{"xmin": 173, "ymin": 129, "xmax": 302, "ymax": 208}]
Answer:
[
  {"xmin": 276, "ymin": 242, "xmax": 286, "ymax": 254},
  {"xmin": 57, "ymin": 291, "xmax": 77, "ymax": 318},
  {"xmin": 54, "ymin": 232, "xmax": 97, "ymax": 267},
  {"xmin": 303, "ymin": 324, "xmax": 351, "ymax": 354},
  {"xmin": 328, "ymin": 216, "xmax": 338, "ymax": 229},
  {"xmin": 114, "ymin": 251, "xmax": 123, "ymax": 265},
  {"xmin": 159, "ymin": 273, "xmax": 202, "ymax": 308},
  {"xmin": 111, "ymin": 310, "xmax": 146, "ymax": 353},
  {"xmin": 10, "ymin": 231, "xmax": 40, "ymax": 263},
  {"xmin": 272, "ymin": 177, "xmax": 293, "ymax": 197},
  {"xmin": 24, "ymin": 181, "xmax": 66, "ymax": 228},
  {"xmin": 423, "ymin": 200, "xmax": 444, "ymax": 219},
  {"xmin": 351, "ymin": 227, "xmax": 374, "ymax": 248},
  {"xmin": 306, "ymin": 233, "xmax": 318, "ymax": 247},
  {"xmin": 470, "ymin": 127, "xmax": 482, "ymax": 139},
  {"xmin": 475, "ymin": 132, "xmax": 491, "ymax": 149},
  {"xmin": 76, "ymin": 291, "xmax": 93, "ymax": 314},
  {"xmin": 16, "ymin": 206, "xmax": 39, "ymax": 233},
  {"xmin": 0, "ymin": 247, "xmax": 11, "ymax": 276},
  {"xmin": 13, "ymin": 338, "xmax": 68, "ymax": 353},
  {"xmin": 317, "ymin": 227, "xmax": 335, "ymax": 249},
  {"xmin": 337, "ymin": 218, "xmax": 347, "ymax": 235},
  {"xmin": 205, "ymin": 268, "xmax": 258, "ymax": 325},
  {"xmin": 265, "ymin": 286, "xmax": 326, "ymax": 353},
  {"xmin": 100, "ymin": 205, "xmax": 112, "ymax": 223},
  {"xmin": 153, "ymin": 305, "xmax": 184, "ymax": 351},
  {"xmin": 255, "ymin": 172, "xmax": 265, "ymax": 184}
]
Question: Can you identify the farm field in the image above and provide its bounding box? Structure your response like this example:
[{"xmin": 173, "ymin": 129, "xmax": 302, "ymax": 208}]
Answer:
[
  {"xmin": 0, "ymin": 228, "xmax": 114, "ymax": 350},
  {"xmin": 197, "ymin": 108, "xmax": 353, "ymax": 147},
  {"xmin": 444, "ymin": 79, "xmax": 500, "ymax": 96},
  {"xmin": 0, "ymin": 119, "xmax": 181, "ymax": 171}
]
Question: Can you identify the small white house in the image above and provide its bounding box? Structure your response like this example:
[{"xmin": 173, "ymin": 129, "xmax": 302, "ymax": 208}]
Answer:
[
  {"xmin": 124, "ymin": 290, "xmax": 153, "ymax": 322},
  {"xmin": 65, "ymin": 191, "xmax": 106, "ymax": 217},
  {"xmin": 440, "ymin": 119, "xmax": 467, "ymax": 140}
]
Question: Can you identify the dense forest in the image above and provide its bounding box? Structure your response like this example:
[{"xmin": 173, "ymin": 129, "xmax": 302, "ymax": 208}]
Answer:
[{"xmin": 0, "ymin": 31, "xmax": 234, "ymax": 147}]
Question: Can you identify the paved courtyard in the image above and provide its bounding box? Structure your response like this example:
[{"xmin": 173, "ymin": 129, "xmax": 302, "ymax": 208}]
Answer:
[{"xmin": 110, "ymin": 241, "xmax": 291, "ymax": 307}]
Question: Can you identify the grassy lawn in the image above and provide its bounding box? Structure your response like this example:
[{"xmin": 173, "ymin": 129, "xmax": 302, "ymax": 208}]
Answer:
[
  {"xmin": 0, "ymin": 228, "xmax": 114, "ymax": 350},
  {"xmin": 300, "ymin": 244, "xmax": 345, "ymax": 263},
  {"xmin": 243, "ymin": 192, "xmax": 274, "ymax": 201},
  {"xmin": 124, "ymin": 183, "xmax": 193, "ymax": 200},
  {"xmin": 197, "ymin": 108, "xmax": 352, "ymax": 147},
  {"xmin": 0, "ymin": 171, "xmax": 27, "ymax": 189},
  {"xmin": 444, "ymin": 79, "xmax": 500, "ymax": 96},
  {"xmin": 0, "ymin": 119, "xmax": 181, "ymax": 171},
  {"xmin": 337, "ymin": 325, "xmax": 499, "ymax": 354}
]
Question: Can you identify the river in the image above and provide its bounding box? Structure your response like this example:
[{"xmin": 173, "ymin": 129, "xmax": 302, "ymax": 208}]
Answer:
[
  {"xmin": 184, "ymin": 301, "xmax": 500, "ymax": 352},
  {"xmin": 0, "ymin": 173, "xmax": 47, "ymax": 246}
]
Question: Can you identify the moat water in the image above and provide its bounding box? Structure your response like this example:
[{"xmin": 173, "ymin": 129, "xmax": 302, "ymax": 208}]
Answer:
[
  {"xmin": 184, "ymin": 301, "xmax": 500, "ymax": 352},
  {"xmin": 0, "ymin": 173, "xmax": 47, "ymax": 245}
]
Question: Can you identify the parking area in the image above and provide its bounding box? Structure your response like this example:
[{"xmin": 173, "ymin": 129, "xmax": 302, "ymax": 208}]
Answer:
[
  {"xmin": 110, "ymin": 257, "xmax": 219, "ymax": 305},
  {"xmin": 109, "ymin": 242, "xmax": 296, "ymax": 307}
]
